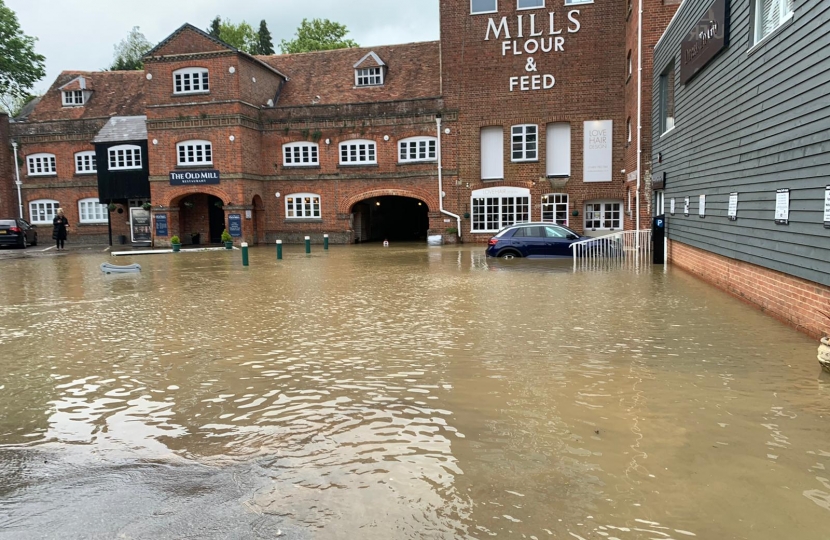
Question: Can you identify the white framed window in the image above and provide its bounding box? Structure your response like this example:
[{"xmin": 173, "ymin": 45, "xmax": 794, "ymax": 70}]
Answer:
[
  {"xmin": 585, "ymin": 201, "xmax": 623, "ymax": 231},
  {"xmin": 546, "ymin": 123, "xmax": 571, "ymax": 177},
  {"xmin": 355, "ymin": 67, "xmax": 383, "ymax": 87},
  {"xmin": 108, "ymin": 145, "xmax": 142, "ymax": 171},
  {"xmin": 398, "ymin": 137, "xmax": 437, "ymax": 163},
  {"xmin": 481, "ymin": 126, "xmax": 504, "ymax": 180},
  {"xmin": 78, "ymin": 198, "xmax": 108, "ymax": 224},
  {"xmin": 627, "ymin": 118, "xmax": 632, "ymax": 143},
  {"xmin": 471, "ymin": 187, "xmax": 530, "ymax": 233},
  {"xmin": 511, "ymin": 124, "xmax": 538, "ymax": 162},
  {"xmin": 542, "ymin": 194, "xmax": 569, "ymax": 226},
  {"xmin": 755, "ymin": 0, "xmax": 794, "ymax": 44},
  {"xmin": 518, "ymin": 0, "xmax": 544, "ymax": 9},
  {"xmin": 128, "ymin": 199, "xmax": 148, "ymax": 208},
  {"xmin": 29, "ymin": 200, "xmax": 60, "ymax": 224},
  {"xmin": 177, "ymin": 140, "xmax": 213, "ymax": 166},
  {"xmin": 627, "ymin": 51, "xmax": 632, "ymax": 79},
  {"xmin": 173, "ymin": 68, "xmax": 210, "ymax": 94},
  {"xmin": 285, "ymin": 193, "xmax": 321, "ymax": 219},
  {"xmin": 565, "ymin": 0, "xmax": 593, "ymax": 5},
  {"xmin": 659, "ymin": 62, "xmax": 676, "ymax": 135},
  {"xmin": 471, "ymin": 0, "xmax": 497, "ymax": 14},
  {"xmin": 283, "ymin": 142, "xmax": 319, "ymax": 167},
  {"xmin": 62, "ymin": 90, "xmax": 84, "ymax": 106},
  {"xmin": 75, "ymin": 151, "xmax": 97, "ymax": 174},
  {"xmin": 339, "ymin": 140, "xmax": 377, "ymax": 165},
  {"xmin": 27, "ymin": 153, "xmax": 57, "ymax": 176},
  {"xmin": 654, "ymin": 190, "xmax": 665, "ymax": 216}
]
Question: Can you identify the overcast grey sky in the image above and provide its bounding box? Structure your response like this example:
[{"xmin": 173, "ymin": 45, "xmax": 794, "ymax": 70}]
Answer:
[{"xmin": 8, "ymin": 0, "xmax": 440, "ymax": 93}]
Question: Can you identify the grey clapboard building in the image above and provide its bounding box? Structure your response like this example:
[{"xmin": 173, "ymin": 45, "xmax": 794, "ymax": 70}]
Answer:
[{"xmin": 652, "ymin": 0, "xmax": 830, "ymax": 336}]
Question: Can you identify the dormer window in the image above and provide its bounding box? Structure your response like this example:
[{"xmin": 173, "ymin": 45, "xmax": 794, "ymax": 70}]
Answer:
[
  {"xmin": 62, "ymin": 90, "xmax": 84, "ymax": 106},
  {"xmin": 174, "ymin": 68, "xmax": 210, "ymax": 95},
  {"xmin": 356, "ymin": 67, "xmax": 383, "ymax": 87}
]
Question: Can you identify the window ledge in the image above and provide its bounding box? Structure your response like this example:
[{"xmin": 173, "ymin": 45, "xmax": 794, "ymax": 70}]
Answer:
[
  {"xmin": 175, "ymin": 164, "xmax": 214, "ymax": 169},
  {"xmin": 283, "ymin": 165, "xmax": 321, "ymax": 170},
  {"xmin": 75, "ymin": 172, "xmax": 98, "ymax": 176},
  {"xmin": 398, "ymin": 160, "xmax": 438, "ymax": 166},
  {"xmin": 27, "ymin": 174, "xmax": 58, "ymax": 178},
  {"xmin": 172, "ymin": 91, "xmax": 211, "ymax": 97},
  {"xmin": 284, "ymin": 219, "xmax": 323, "ymax": 223},
  {"xmin": 748, "ymin": 13, "xmax": 795, "ymax": 56},
  {"xmin": 77, "ymin": 222, "xmax": 108, "ymax": 227},
  {"xmin": 338, "ymin": 163, "xmax": 379, "ymax": 168},
  {"xmin": 482, "ymin": 178, "xmax": 505, "ymax": 183},
  {"xmin": 660, "ymin": 126, "xmax": 676, "ymax": 139},
  {"xmin": 109, "ymin": 167, "xmax": 143, "ymax": 172},
  {"xmin": 511, "ymin": 159, "xmax": 539, "ymax": 164}
]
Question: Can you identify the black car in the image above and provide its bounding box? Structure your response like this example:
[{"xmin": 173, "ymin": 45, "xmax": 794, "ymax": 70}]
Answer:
[
  {"xmin": 485, "ymin": 222, "xmax": 589, "ymax": 259},
  {"xmin": 0, "ymin": 218, "xmax": 38, "ymax": 248}
]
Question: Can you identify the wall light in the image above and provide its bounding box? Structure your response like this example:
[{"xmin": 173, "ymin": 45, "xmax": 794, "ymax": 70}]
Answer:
[
  {"xmin": 383, "ymin": 135, "xmax": 390, "ymax": 141},
  {"xmin": 229, "ymin": 135, "xmax": 236, "ymax": 142}
]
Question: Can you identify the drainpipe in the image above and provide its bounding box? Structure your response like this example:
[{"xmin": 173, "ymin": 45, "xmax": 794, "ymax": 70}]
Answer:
[
  {"xmin": 437, "ymin": 115, "xmax": 461, "ymax": 238},
  {"xmin": 635, "ymin": 0, "xmax": 644, "ymax": 250},
  {"xmin": 12, "ymin": 141, "xmax": 23, "ymax": 219}
]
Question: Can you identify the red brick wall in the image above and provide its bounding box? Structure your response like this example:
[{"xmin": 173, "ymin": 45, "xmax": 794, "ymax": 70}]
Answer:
[
  {"xmin": 0, "ymin": 114, "xmax": 14, "ymax": 218},
  {"xmin": 669, "ymin": 240, "xmax": 830, "ymax": 340}
]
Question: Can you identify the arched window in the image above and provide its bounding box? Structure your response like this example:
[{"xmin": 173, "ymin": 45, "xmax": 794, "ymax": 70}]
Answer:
[
  {"xmin": 398, "ymin": 137, "xmax": 437, "ymax": 163},
  {"xmin": 176, "ymin": 140, "xmax": 213, "ymax": 166},
  {"xmin": 108, "ymin": 145, "xmax": 142, "ymax": 171},
  {"xmin": 339, "ymin": 140, "xmax": 377, "ymax": 165},
  {"xmin": 283, "ymin": 142, "xmax": 319, "ymax": 167},
  {"xmin": 78, "ymin": 198, "xmax": 108, "ymax": 224},
  {"xmin": 75, "ymin": 151, "xmax": 97, "ymax": 174},
  {"xmin": 29, "ymin": 199, "xmax": 60, "ymax": 224},
  {"xmin": 173, "ymin": 68, "xmax": 209, "ymax": 94},
  {"xmin": 285, "ymin": 193, "xmax": 321, "ymax": 219},
  {"xmin": 27, "ymin": 153, "xmax": 56, "ymax": 176}
]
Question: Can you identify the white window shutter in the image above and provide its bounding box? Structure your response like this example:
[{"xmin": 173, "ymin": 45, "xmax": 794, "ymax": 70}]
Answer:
[{"xmin": 481, "ymin": 127, "xmax": 504, "ymax": 180}]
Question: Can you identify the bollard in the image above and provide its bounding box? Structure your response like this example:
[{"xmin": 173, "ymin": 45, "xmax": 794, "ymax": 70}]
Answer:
[
  {"xmin": 305, "ymin": 236, "xmax": 311, "ymax": 254},
  {"xmin": 276, "ymin": 240, "xmax": 283, "ymax": 260},
  {"xmin": 241, "ymin": 242, "xmax": 249, "ymax": 267},
  {"xmin": 324, "ymin": 234, "xmax": 329, "ymax": 250}
]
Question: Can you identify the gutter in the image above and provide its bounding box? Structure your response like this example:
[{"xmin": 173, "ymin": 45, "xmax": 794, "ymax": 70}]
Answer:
[{"xmin": 436, "ymin": 116, "xmax": 461, "ymax": 238}]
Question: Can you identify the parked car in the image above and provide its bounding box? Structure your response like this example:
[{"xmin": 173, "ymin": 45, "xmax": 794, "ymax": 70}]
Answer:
[
  {"xmin": 485, "ymin": 222, "xmax": 590, "ymax": 259},
  {"xmin": 0, "ymin": 218, "xmax": 38, "ymax": 249}
]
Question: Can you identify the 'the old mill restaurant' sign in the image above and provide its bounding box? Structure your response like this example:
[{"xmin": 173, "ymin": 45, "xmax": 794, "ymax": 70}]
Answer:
[
  {"xmin": 680, "ymin": 0, "xmax": 729, "ymax": 85},
  {"xmin": 169, "ymin": 170, "xmax": 221, "ymax": 186}
]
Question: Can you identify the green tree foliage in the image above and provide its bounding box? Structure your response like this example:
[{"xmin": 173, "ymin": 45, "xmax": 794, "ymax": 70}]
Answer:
[
  {"xmin": 279, "ymin": 18, "xmax": 359, "ymax": 54},
  {"xmin": 0, "ymin": 0, "xmax": 46, "ymax": 114},
  {"xmin": 215, "ymin": 19, "xmax": 258, "ymax": 54},
  {"xmin": 256, "ymin": 20, "xmax": 275, "ymax": 55},
  {"xmin": 208, "ymin": 16, "xmax": 221, "ymax": 39},
  {"xmin": 109, "ymin": 26, "xmax": 153, "ymax": 71}
]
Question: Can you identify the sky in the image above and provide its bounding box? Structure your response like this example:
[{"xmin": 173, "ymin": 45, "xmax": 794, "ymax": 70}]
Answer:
[{"xmin": 8, "ymin": 0, "xmax": 441, "ymax": 93}]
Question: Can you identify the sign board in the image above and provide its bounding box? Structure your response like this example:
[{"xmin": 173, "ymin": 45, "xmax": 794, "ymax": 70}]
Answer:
[
  {"xmin": 670, "ymin": 198, "xmax": 676, "ymax": 215},
  {"xmin": 684, "ymin": 197, "xmax": 690, "ymax": 217},
  {"xmin": 169, "ymin": 169, "xmax": 220, "ymax": 186},
  {"xmin": 824, "ymin": 186, "xmax": 830, "ymax": 228},
  {"xmin": 154, "ymin": 214, "xmax": 168, "ymax": 237},
  {"xmin": 627, "ymin": 170, "xmax": 639, "ymax": 183},
  {"xmin": 583, "ymin": 120, "xmax": 613, "ymax": 182},
  {"xmin": 699, "ymin": 195, "xmax": 706, "ymax": 217},
  {"xmin": 728, "ymin": 192, "xmax": 739, "ymax": 220},
  {"xmin": 228, "ymin": 214, "xmax": 243, "ymax": 238},
  {"xmin": 130, "ymin": 207, "xmax": 152, "ymax": 244},
  {"xmin": 775, "ymin": 189, "xmax": 790, "ymax": 225},
  {"xmin": 680, "ymin": 0, "xmax": 730, "ymax": 85}
]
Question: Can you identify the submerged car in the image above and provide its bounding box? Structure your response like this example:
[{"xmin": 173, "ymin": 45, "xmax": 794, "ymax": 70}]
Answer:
[
  {"xmin": 485, "ymin": 222, "xmax": 590, "ymax": 259},
  {"xmin": 0, "ymin": 218, "xmax": 38, "ymax": 249}
]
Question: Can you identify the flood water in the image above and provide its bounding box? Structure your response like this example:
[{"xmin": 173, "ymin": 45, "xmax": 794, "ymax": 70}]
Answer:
[{"xmin": 1, "ymin": 245, "xmax": 829, "ymax": 539}]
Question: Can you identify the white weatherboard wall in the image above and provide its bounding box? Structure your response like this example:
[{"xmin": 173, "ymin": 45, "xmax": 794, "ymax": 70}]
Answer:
[{"xmin": 583, "ymin": 120, "xmax": 613, "ymax": 182}]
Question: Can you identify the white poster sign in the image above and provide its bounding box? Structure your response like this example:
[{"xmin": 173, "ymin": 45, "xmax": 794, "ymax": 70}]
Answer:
[
  {"xmin": 824, "ymin": 186, "xmax": 830, "ymax": 227},
  {"xmin": 670, "ymin": 198, "xmax": 676, "ymax": 215},
  {"xmin": 699, "ymin": 195, "xmax": 706, "ymax": 217},
  {"xmin": 684, "ymin": 197, "xmax": 690, "ymax": 216},
  {"xmin": 583, "ymin": 120, "xmax": 613, "ymax": 182},
  {"xmin": 775, "ymin": 189, "xmax": 789, "ymax": 224},
  {"xmin": 728, "ymin": 192, "xmax": 739, "ymax": 220}
]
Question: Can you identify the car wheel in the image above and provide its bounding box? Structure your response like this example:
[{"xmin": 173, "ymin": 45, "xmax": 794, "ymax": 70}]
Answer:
[
  {"xmin": 31, "ymin": 234, "xmax": 38, "ymax": 247},
  {"xmin": 21, "ymin": 236, "xmax": 27, "ymax": 249},
  {"xmin": 499, "ymin": 250, "xmax": 519, "ymax": 259}
]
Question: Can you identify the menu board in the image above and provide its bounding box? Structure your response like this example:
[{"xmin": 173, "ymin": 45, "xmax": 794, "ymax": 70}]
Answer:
[
  {"xmin": 824, "ymin": 186, "xmax": 830, "ymax": 228},
  {"xmin": 775, "ymin": 189, "xmax": 789, "ymax": 225},
  {"xmin": 130, "ymin": 207, "xmax": 152, "ymax": 244},
  {"xmin": 670, "ymin": 198, "xmax": 676, "ymax": 215},
  {"xmin": 699, "ymin": 195, "xmax": 706, "ymax": 218},
  {"xmin": 684, "ymin": 197, "xmax": 690, "ymax": 217},
  {"xmin": 728, "ymin": 193, "xmax": 738, "ymax": 221}
]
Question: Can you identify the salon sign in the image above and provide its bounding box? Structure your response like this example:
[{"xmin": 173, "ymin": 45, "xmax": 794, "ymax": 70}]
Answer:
[{"xmin": 482, "ymin": 8, "xmax": 584, "ymax": 92}]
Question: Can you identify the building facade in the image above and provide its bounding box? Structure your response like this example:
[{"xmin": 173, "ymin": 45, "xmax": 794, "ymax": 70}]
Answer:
[
  {"xmin": 653, "ymin": 0, "xmax": 830, "ymax": 338},
  {"xmin": 7, "ymin": 0, "xmax": 676, "ymax": 247}
]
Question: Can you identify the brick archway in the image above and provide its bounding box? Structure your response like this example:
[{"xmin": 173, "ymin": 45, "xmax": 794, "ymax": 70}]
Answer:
[
  {"xmin": 339, "ymin": 188, "xmax": 438, "ymax": 214},
  {"xmin": 165, "ymin": 185, "xmax": 234, "ymax": 207}
]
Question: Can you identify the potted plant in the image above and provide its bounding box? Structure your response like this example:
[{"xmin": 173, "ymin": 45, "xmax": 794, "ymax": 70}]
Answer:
[
  {"xmin": 142, "ymin": 202, "xmax": 152, "ymax": 211},
  {"xmin": 221, "ymin": 229, "xmax": 233, "ymax": 249},
  {"xmin": 171, "ymin": 235, "xmax": 181, "ymax": 253},
  {"xmin": 819, "ymin": 308, "xmax": 830, "ymax": 373},
  {"xmin": 107, "ymin": 203, "xmax": 117, "ymax": 213}
]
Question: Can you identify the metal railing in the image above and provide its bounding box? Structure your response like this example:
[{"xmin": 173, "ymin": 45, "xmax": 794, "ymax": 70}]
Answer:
[{"xmin": 570, "ymin": 230, "xmax": 652, "ymax": 268}]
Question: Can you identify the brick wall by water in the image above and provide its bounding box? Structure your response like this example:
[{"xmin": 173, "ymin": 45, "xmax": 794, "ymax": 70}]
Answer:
[
  {"xmin": 669, "ymin": 240, "xmax": 830, "ymax": 340},
  {"xmin": 0, "ymin": 114, "xmax": 14, "ymax": 218}
]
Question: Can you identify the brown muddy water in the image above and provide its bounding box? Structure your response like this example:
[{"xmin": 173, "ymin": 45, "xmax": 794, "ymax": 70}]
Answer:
[{"xmin": 0, "ymin": 244, "xmax": 828, "ymax": 539}]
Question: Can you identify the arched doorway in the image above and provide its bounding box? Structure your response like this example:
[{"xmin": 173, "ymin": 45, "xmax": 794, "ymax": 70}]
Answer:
[
  {"xmin": 179, "ymin": 193, "xmax": 225, "ymax": 245},
  {"xmin": 351, "ymin": 196, "xmax": 429, "ymax": 243}
]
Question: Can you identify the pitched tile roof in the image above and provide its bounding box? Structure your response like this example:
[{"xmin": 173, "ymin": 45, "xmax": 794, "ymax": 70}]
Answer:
[
  {"xmin": 26, "ymin": 71, "xmax": 146, "ymax": 122},
  {"xmin": 259, "ymin": 41, "xmax": 440, "ymax": 107},
  {"xmin": 92, "ymin": 116, "xmax": 148, "ymax": 143}
]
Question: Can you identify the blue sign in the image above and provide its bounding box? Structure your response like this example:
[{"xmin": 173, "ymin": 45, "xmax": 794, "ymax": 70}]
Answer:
[
  {"xmin": 228, "ymin": 214, "xmax": 242, "ymax": 238},
  {"xmin": 155, "ymin": 214, "xmax": 168, "ymax": 237}
]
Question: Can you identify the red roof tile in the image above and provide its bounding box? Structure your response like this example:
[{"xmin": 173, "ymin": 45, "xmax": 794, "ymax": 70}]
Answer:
[{"xmin": 28, "ymin": 71, "xmax": 147, "ymax": 122}]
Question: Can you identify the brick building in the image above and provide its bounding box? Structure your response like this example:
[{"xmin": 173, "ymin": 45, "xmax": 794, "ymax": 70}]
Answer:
[
  {"xmin": 0, "ymin": 113, "xmax": 14, "ymax": 218},
  {"xmin": 6, "ymin": 0, "xmax": 678, "ymax": 246}
]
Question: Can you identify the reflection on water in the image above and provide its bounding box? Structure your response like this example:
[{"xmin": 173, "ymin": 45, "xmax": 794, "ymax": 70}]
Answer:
[{"xmin": 1, "ymin": 245, "xmax": 829, "ymax": 539}]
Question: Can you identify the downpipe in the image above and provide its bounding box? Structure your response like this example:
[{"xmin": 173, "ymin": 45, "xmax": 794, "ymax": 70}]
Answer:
[
  {"xmin": 635, "ymin": 0, "xmax": 644, "ymax": 251},
  {"xmin": 12, "ymin": 141, "xmax": 23, "ymax": 219},
  {"xmin": 437, "ymin": 116, "xmax": 461, "ymax": 238}
]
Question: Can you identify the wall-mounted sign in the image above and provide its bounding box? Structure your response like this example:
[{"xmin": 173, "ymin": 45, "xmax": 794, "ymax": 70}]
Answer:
[
  {"xmin": 228, "ymin": 214, "xmax": 243, "ymax": 238},
  {"xmin": 824, "ymin": 186, "xmax": 830, "ymax": 228},
  {"xmin": 728, "ymin": 192, "xmax": 738, "ymax": 221},
  {"xmin": 775, "ymin": 189, "xmax": 790, "ymax": 225},
  {"xmin": 472, "ymin": 186, "xmax": 531, "ymax": 198},
  {"xmin": 680, "ymin": 0, "xmax": 729, "ymax": 85},
  {"xmin": 154, "ymin": 214, "xmax": 168, "ymax": 237},
  {"xmin": 245, "ymin": 209, "xmax": 252, "ymax": 220},
  {"xmin": 583, "ymin": 120, "xmax": 613, "ymax": 182},
  {"xmin": 130, "ymin": 207, "xmax": 152, "ymax": 244},
  {"xmin": 699, "ymin": 195, "xmax": 706, "ymax": 217},
  {"xmin": 684, "ymin": 197, "xmax": 690, "ymax": 216},
  {"xmin": 670, "ymin": 198, "xmax": 676, "ymax": 215},
  {"xmin": 169, "ymin": 170, "xmax": 220, "ymax": 186}
]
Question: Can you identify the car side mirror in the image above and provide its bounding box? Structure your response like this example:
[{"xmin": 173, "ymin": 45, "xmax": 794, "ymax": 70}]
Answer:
[{"xmin": 568, "ymin": 234, "xmax": 579, "ymax": 240}]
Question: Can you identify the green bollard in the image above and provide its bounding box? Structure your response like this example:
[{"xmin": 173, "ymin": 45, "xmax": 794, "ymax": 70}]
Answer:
[
  {"xmin": 305, "ymin": 236, "xmax": 311, "ymax": 254},
  {"xmin": 242, "ymin": 242, "xmax": 249, "ymax": 267},
  {"xmin": 324, "ymin": 234, "xmax": 329, "ymax": 250},
  {"xmin": 276, "ymin": 239, "xmax": 283, "ymax": 260}
]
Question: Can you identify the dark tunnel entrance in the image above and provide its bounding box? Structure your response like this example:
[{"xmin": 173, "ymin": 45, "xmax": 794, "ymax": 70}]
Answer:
[{"xmin": 351, "ymin": 196, "xmax": 430, "ymax": 243}]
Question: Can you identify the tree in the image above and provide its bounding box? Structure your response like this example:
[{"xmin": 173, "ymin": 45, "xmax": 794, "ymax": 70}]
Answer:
[
  {"xmin": 109, "ymin": 27, "xmax": 153, "ymax": 71},
  {"xmin": 279, "ymin": 18, "xmax": 359, "ymax": 54},
  {"xmin": 216, "ymin": 19, "xmax": 258, "ymax": 54},
  {"xmin": 256, "ymin": 20, "xmax": 274, "ymax": 55},
  {"xmin": 0, "ymin": 0, "xmax": 46, "ymax": 114},
  {"xmin": 208, "ymin": 16, "xmax": 221, "ymax": 39}
]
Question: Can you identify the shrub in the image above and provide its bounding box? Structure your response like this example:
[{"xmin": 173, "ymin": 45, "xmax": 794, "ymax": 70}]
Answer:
[
  {"xmin": 221, "ymin": 229, "xmax": 233, "ymax": 243},
  {"xmin": 170, "ymin": 235, "xmax": 181, "ymax": 244}
]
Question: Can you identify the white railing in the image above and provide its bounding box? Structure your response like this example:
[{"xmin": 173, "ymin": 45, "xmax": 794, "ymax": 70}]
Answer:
[{"xmin": 570, "ymin": 230, "xmax": 652, "ymax": 267}]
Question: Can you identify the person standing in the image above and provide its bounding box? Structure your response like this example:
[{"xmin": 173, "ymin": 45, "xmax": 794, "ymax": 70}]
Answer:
[{"xmin": 52, "ymin": 208, "xmax": 69, "ymax": 251}]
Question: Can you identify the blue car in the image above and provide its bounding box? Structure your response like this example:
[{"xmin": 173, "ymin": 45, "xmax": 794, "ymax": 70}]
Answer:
[{"xmin": 485, "ymin": 222, "xmax": 589, "ymax": 259}]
